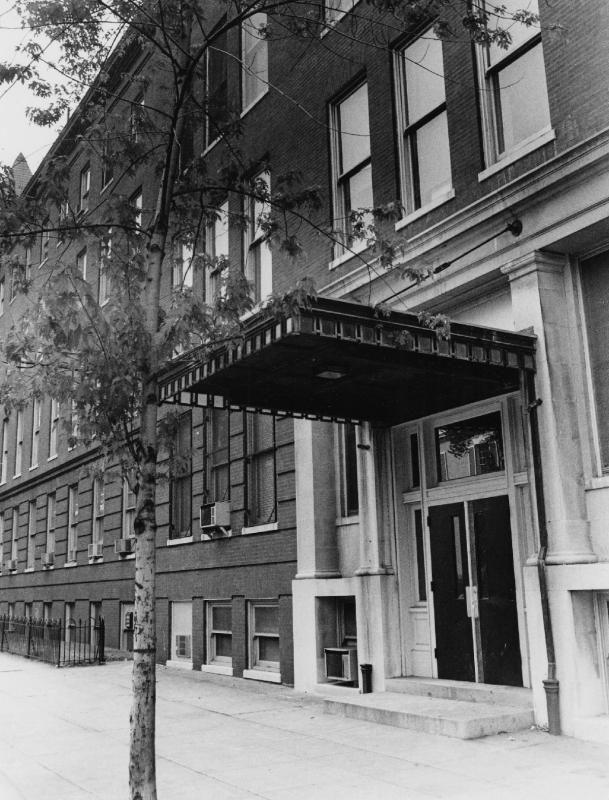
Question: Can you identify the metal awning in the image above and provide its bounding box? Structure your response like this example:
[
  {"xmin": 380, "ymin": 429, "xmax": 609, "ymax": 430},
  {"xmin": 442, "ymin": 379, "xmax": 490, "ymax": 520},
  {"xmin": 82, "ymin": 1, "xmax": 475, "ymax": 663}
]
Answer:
[{"xmin": 159, "ymin": 297, "xmax": 536, "ymax": 426}]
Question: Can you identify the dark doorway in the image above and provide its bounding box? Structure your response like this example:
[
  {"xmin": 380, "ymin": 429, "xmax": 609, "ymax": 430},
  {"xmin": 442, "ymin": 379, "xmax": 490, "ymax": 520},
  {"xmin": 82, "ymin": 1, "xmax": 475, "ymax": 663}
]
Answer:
[
  {"xmin": 428, "ymin": 503, "xmax": 475, "ymax": 682},
  {"xmin": 473, "ymin": 496, "xmax": 522, "ymax": 687},
  {"xmin": 428, "ymin": 496, "xmax": 522, "ymax": 686}
]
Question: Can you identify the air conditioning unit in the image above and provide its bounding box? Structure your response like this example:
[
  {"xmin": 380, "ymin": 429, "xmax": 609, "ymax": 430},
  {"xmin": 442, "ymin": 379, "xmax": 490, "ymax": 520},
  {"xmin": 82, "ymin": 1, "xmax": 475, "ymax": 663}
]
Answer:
[
  {"xmin": 175, "ymin": 634, "xmax": 191, "ymax": 659},
  {"xmin": 41, "ymin": 551, "xmax": 55, "ymax": 567},
  {"xmin": 324, "ymin": 647, "xmax": 358, "ymax": 683},
  {"xmin": 200, "ymin": 501, "xmax": 231, "ymax": 533},
  {"xmin": 88, "ymin": 542, "xmax": 103, "ymax": 559},
  {"xmin": 114, "ymin": 538, "xmax": 134, "ymax": 556},
  {"xmin": 5, "ymin": 559, "xmax": 17, "ymax": 572},
  {"xmin": 67, "ymin": 549, "xmax": 78, "ymax": 563}
]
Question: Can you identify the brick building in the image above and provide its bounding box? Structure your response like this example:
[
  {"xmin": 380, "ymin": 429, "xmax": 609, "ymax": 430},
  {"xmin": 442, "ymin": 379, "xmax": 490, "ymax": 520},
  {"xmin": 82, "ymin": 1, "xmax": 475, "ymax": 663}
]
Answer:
[{"xmin": 3, "ymin": 0, "xmax": 609, "ymax": 741}]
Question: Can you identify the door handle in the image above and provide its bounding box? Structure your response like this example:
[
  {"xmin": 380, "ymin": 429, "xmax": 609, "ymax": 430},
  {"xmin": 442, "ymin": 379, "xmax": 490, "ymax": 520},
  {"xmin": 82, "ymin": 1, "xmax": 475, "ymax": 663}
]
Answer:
[{"xmin": 465, "ymin": 586, "xmax": 479, "ymax": 619}]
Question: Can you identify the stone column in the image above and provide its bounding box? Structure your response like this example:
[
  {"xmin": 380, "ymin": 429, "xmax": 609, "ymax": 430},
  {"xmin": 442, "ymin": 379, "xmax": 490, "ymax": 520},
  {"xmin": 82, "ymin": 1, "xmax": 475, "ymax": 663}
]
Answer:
[
  {"xmin": 294, "ymin": 419, "xmax": 340, "ymax": 579},
  {"xmin": 502, "ymin": 250, "xmax": 596, "ymax": 564},
  {"xmin": 356, "ymin": 421, "xmax": 390, "ymax": 575}
]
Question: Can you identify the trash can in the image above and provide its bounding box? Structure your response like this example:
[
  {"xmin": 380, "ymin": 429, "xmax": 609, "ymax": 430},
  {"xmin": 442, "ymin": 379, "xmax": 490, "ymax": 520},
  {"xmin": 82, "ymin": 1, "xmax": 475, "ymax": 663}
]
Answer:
[{"xmin": 360, "ymin": 663, "xmax": 373, "ymax": 694}]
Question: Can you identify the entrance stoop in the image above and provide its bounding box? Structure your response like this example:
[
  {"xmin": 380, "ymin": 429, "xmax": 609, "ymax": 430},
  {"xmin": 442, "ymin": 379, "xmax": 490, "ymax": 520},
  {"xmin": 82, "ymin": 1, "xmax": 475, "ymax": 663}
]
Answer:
[{"xmin": 321, "ymin": 678, "xmax": 534, "ymax": 739}]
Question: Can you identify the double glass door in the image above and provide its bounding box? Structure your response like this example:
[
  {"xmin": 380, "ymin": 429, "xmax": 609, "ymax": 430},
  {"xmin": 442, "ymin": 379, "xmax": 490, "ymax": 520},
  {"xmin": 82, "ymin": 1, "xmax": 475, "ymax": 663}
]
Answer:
[{"xmin": 428, "ymin": 495, "xmax": 522, "ymax": 687}]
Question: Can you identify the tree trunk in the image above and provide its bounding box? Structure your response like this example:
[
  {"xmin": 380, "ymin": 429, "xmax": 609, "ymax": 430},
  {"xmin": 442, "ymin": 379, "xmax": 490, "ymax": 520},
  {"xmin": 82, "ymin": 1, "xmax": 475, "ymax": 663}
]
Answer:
[{"xmin": 129, "ymin": 382, "xmax": 160, "ymax": 800}]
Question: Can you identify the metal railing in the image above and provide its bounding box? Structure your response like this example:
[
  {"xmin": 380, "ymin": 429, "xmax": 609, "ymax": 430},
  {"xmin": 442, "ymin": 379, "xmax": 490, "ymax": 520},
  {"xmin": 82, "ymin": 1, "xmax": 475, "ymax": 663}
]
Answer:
[{"xmin": 0, "ymin": 615, "xmax": 105, "ymax": 666}]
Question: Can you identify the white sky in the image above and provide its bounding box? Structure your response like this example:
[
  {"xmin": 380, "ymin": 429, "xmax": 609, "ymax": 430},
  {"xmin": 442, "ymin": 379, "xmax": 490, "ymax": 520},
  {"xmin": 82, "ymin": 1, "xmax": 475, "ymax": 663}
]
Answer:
[{"xmin": 0, "ymin": 4, "xmax": 64, "ymax": 173}]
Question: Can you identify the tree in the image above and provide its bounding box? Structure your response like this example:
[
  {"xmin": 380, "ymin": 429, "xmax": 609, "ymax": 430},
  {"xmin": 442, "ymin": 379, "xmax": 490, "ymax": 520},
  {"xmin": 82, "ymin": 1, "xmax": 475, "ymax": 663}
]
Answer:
[{"xmin": 0, "ymin": 2, "xmax": 541, "ymax": 798}]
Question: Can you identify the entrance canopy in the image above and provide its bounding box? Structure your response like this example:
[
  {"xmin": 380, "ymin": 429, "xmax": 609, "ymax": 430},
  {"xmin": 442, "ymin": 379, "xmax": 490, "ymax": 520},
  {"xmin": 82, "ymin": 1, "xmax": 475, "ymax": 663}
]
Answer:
[{"xmin": 159, "ymin": 298, "xmax": 536, "ymax": 426}]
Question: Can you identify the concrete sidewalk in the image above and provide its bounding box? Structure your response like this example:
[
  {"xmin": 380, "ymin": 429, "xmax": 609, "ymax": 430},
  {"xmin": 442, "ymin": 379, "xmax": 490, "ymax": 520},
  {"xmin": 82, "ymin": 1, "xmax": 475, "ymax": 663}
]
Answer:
[{"xmin": 1, "ymin": 654, "xmax": 609, "ymax": 799}]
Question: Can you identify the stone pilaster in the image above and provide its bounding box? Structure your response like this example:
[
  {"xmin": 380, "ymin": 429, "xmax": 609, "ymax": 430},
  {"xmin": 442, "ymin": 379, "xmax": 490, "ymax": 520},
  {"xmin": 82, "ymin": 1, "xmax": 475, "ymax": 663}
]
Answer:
[
  {"xmin": 502, "ymin": 251, "xmax": 596, "ymax": 564},
  {"xmin": 294, "ymin": 419, "xmax": 340, "ymax": 579}
]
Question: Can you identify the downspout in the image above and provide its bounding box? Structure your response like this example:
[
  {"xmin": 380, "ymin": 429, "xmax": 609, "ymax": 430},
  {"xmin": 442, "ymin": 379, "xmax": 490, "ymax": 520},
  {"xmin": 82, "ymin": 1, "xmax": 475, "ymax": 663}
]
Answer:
[{"xmin": 525, "ymin": 370, "xmax": 561, "ymax": 735}]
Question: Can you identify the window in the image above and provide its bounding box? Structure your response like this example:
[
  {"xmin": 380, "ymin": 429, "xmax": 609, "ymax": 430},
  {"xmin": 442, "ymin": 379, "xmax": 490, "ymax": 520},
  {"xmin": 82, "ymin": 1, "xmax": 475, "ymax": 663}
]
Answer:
[
  {"xmin": 0, "ymin": 418, "xmax": 8, "ymax": 484},
  {"xmin": 244, "ymin": 172, "xmax": 272, "ymax": 303},
  {"xmin": 205, "ymin": 201, "xmax": 229, "ymax": 302},
  {"xmin": 331, "ymin": 83, "xmax": 372, "ymax": 256},
  {"xmin": 99, "ymin": 231, "xmax": 112, "ymax": 304},
  {"xmin": 101, "ymin": 136, "xmax": 114, "ymax": 188},
  {"xmin": 25, "ymin": 246, "xmax": 33, "ymax": 280},
  {"xmin": 337, "ymin": 597, "xmax": 357, "ymax": 647},
  {"xmin": 40, "ymin": 227, "xmax": 50, "ymax": 265},
  {"xmin": 26, "ymin": 500, "xmax": 36, "ymax": 570},
  {"xmin": 170, "ymin": 601, "xmax": 192, "ymax": 663},
  {"xmin": 414, "ymin": 508, "xmax": 426, "ymax": 602},
  {"xmin": 337, "ymin": 423, "xmax": 358, "ymax": 517},
  {"xmin": 65, "ymin": 602, "xmax": 75, "ymax": 644},
  {"xmin": 323, "ymin": 0, "xmax": 355, "ymax": 25},
  {"xmin": 24, "ymin": 602, "xmax": 32, "ymax": 620},
  {"xmin": 30, "ymin": 398, "xmax": 41, "ymax": 469},
  {"xmin": 246, "ymin": 413, "xmax": 276, "ymax": 527},
  {"xmin": 205, "ymin": 409, "xmax": 230, "ymax": 503},
  {"xmin": 206, "ymin": 602, "xmax": 232, "ymax": 666},
  {"xmin": 122, "ymin": 479, "xmax": 137, "ymax": 541},
  {"xmin": 14, "ymin": 409, "xmax": 23, "ymax": 477},
  {"xmin": 0, "ymin": 514, "xmax": 3, "ymax": 563},
  {"xmin": 478, "ymin": 0, "xmax": 550, "ymax": 164},
  {"xmin": 131, "ymin": 189, "xmax": 143, "ymax": 245},
  {"xmin": 242, "ymin": 13, "xmax": 268, "ymax": 110},
  {"xmin": 206, "ymin": 20, "xmax": 229, "ymax": 146},
  {"xmin": 79, "ymin": 163, "xmax": 90, "ymax": 212},
  {"xmin": 93, "ymin": 476, "xmax": 105, "ymax": 545},
  {"xmin": 67, "ymin": 484, "xmax": 79, "ymax": 562},
  {"xmin": 11, "ymin": 507, "xmax": 18, "ymax": 563},
  {"xmin": 68, "ymin": 401, "xmax": 78, "ymax": 450},
  {"xmin": 43, "ymin": 602, "xmax": 52, "ymax": 622},
  {"xmin": 130, "ymin": 92, "xmax": 145, "ymax": 142},
  {"xmin": 90, "ymin": 601, "xmax": 102, "ymax": 646},
  {"xmin": 435, "ymin": 411, "xmax": 505, "ymax": 482},
  {"xmin": 249, "ymin": 602, "xmax": 280, "ymax": 672},
  {"xmin": 170, "ymin": 412, "xmax": 192, "ymax": 539},
  {"xmin": 173, "ymin": 243, "xmax": 194, "ymax": 290},
  {"xmin": 581, "ymin": 252, "xmax": 609, "ymax": 472},
  {"xmin": 76, "ymin": 248, "xmax": 87, "ymax": 280},
  {"xmin": 0, "ymin": 276, "xmax": 5, "ymax": 314},
  {"xmin": 396, "ymin": 29, "xmax": 452, "ymax": 212},
  {"xmin": 49, "ymin": 398, "xmax": 59, "ymax": 458},
  {"xmin": 46, "ymin": 493, "xmax": 56, "ymax": 555}
]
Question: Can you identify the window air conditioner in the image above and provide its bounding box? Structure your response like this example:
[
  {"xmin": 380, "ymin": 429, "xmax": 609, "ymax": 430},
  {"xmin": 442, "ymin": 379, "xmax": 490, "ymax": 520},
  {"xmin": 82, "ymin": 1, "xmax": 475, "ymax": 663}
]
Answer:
[
  {"xmin": 88, "ymin": 542, "xmax": 104, "ymax": 559},
  {"xmin": 324, "ymin": 647, "xmax": 358, "ymax": 682},
  {"xmin": 114, "ymin": 538, "xmax": 133, "ymax": 556},
  {"xmin": 175, "ymin": 634, "xmax": 191, "ymax": 659},
  {"xmin": 200, "ymin": 502, "xmax": 231, "ymax": 534},
  {"xmin": 41, "ymin": 552, "xmax": 54, "ymax": 567}
]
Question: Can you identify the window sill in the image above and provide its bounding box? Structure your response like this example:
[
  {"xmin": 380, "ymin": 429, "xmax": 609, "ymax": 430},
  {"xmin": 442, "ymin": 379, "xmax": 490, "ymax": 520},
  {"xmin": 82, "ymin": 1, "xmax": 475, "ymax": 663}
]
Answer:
[
  {"xmin": 241, "ymin": 522, "xmax": 279, "ymax": 535},
  {"xmin": 243, "ymin": 668, "xmax": 281, "ymax": 683},
  {"xmin": 328, "ymin": 241, "xmax": 369, "ymax": 271},
  {"xmin": 64, "ymin": 561, "xmax": 78, "ymax": 568},
  {"xmin": 240, "ymin": 89, "xmax": 269, "ymax": 119},
  {"xmin": 166, "ymin": 659, "xmax": 193, "ymax": 670},
  {"xmin": 24, "ymin": 567, "xmax": 34, "ymax": 573},
  {"xmin": 166, "ymin": 535, "xmax": 194, "ymax": 546},
  {"xmin": 586, "ymin": 475, "xmax": 609, "ymax": 491},
  {"xmin": 478, "ymin": 127, "xmax": 556, "ymax": 182},
  {"xmin": 88, "ymin": 558, "xmax": 104, "ymax": 565},
  {"xmin": 200, "ymin": 663, "xmax": 233, "ymax": 676},
  {"xmin": 48, "ymin": 455, "xmax": 58, "ymax": 462},
  {"xmin": 394, "ymin": 189, "xmax": 455, "ymax": 232},
  {"xmin": 29, "ymin": 464, "xmax": 38, "ymax": 471},
  {"xmin": 100, "ymin": 179, "xmax": 114, "ymax": 196},
  {"xmin": 13, "ymin": 473, "xmax": 21, "ymax": 479},
  {"xmin": 335, "ymin": 515, "xmax": 359, "ymax": 526}
]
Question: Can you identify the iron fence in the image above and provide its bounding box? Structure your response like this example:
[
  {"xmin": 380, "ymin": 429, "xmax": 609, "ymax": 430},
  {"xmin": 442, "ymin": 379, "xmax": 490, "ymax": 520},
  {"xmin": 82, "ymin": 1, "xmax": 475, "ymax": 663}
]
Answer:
[{"xmin": 0, "ymin": 615, "xmax": 105, "ymax": 666}]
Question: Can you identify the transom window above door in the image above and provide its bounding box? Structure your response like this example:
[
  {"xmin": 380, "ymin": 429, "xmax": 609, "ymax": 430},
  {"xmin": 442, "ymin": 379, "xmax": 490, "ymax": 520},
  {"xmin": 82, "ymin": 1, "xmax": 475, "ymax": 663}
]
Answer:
[{"xmin": 435, "ymin": 411, "xmax": 505, "ymax": 482}]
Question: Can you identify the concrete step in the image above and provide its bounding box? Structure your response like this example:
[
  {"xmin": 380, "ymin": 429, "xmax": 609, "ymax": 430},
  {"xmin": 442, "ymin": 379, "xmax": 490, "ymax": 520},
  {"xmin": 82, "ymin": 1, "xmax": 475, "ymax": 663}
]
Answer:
[
  {"xmin": 322, "ymin": 687, "xmax": 534, "ymax": 739},
  {"xmin": 386, "ymin": 676, "xmax": 533, "ymax": 708}
]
